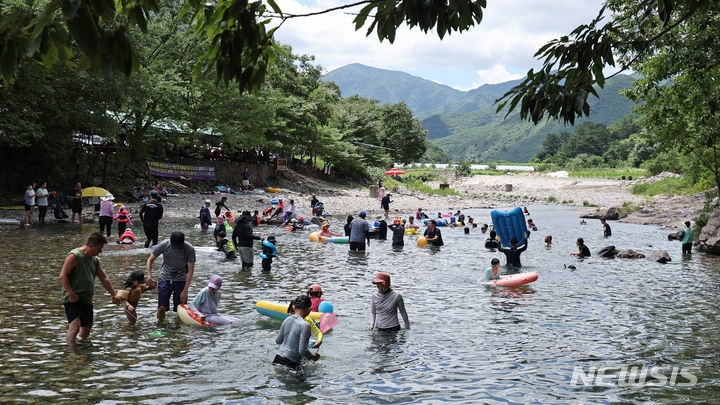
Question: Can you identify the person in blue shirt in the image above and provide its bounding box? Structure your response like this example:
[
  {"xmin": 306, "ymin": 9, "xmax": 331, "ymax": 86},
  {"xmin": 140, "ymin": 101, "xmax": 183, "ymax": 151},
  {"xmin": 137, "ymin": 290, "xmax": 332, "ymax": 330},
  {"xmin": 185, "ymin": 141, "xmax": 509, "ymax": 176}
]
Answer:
[{"xmin": 199, "ymin": 200, "xmax": 212, "ymax": 230}]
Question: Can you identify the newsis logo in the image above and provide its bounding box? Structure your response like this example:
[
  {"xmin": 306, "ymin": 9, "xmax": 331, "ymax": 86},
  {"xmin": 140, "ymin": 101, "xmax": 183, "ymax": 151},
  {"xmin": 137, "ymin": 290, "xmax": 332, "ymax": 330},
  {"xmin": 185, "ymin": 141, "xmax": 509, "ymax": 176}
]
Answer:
[{"xmin": 570, "ymin": 366, "xmax": 699, "ymax": 388}]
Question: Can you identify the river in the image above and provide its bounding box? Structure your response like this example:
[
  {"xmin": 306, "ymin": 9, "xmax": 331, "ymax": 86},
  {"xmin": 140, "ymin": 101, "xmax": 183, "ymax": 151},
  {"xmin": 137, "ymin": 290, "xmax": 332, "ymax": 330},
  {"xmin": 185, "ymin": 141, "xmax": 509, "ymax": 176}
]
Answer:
[{"xmin": 0, "ymin": 205, "xmax": 718, "ymax": 404}]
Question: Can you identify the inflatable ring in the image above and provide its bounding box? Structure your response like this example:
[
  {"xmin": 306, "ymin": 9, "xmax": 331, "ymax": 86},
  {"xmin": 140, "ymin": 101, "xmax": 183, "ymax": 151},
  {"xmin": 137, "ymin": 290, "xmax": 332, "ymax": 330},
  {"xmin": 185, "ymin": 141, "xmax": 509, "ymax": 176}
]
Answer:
[
  {"xmin": 265, "ymin": 187, "xmax": 282, "ymax": 193},
  {"xmin": 177, "ymin": 304, "xmax": 215, "ymax": 326},
  {"xmin": 404, "ymin": 228, "xmax": 419, "ymax": 235},
  {"xmin": 255, "ymin": 300, "xmax": 324, "ymax": 321}
]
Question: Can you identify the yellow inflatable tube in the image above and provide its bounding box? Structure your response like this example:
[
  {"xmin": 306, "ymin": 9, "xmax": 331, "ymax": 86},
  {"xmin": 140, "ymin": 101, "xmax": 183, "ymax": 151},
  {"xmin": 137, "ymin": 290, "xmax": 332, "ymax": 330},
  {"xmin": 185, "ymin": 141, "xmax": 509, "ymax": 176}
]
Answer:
[
  {"xmin": 404, "ymin": 228, "xmax": 419, "ymax": 235},
  {"xmin": 255, "ymin": 300, "xmax": 322, "ymax": 321},
  {"xmin": 265, "ymin": 187, "xmax": 282, "ymax": 193}
]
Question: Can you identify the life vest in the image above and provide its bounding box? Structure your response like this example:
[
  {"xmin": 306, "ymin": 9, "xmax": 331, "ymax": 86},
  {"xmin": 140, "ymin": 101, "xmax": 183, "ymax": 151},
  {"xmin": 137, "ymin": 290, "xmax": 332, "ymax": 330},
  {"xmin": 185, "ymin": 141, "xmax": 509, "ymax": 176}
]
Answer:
[
  {"xmin": 120, "ymin": 229, "xmax": 135, "ymax": 242},
  {"xmin": 116, "ymin": 211, "xmax": 130, "ymax": 223}
]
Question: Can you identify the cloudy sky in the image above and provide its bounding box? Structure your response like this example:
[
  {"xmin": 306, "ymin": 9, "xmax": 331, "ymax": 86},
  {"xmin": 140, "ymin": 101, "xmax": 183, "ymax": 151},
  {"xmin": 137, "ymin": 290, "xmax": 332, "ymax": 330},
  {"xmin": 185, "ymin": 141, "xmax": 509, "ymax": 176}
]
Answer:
[{"xmin": 272, "ymin": 0, "xmax": 605, "ymax": 90}]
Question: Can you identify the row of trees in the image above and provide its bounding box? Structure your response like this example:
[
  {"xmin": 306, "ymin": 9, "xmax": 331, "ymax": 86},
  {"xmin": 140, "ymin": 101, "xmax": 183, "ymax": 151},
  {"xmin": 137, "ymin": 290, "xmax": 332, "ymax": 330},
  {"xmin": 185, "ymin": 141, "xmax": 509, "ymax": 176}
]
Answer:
[{"xmin": 0, "ymin": 1, "xmax": 427, "ymax": 188}]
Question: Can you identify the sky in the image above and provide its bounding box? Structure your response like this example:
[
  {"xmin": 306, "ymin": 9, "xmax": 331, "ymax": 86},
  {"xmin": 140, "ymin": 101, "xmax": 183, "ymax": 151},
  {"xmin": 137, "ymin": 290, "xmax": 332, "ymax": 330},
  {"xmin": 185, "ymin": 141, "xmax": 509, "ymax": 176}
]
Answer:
[{"xmin": 272, "ymin": 0, "xmax": 605, "ymax": 91}]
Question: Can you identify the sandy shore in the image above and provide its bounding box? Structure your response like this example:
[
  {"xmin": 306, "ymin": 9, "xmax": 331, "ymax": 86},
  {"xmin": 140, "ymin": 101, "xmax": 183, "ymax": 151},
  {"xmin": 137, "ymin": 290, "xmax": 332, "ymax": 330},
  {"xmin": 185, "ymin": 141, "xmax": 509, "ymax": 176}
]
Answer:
[{"xmin": 1, "ymin": 170, "xmax": 701, "ymax": 230}]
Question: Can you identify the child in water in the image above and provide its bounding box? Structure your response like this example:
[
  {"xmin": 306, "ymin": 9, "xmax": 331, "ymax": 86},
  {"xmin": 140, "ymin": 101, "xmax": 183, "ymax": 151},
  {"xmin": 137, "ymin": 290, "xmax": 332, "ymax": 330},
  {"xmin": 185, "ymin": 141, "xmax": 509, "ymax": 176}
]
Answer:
[
  {"xmin": 215, "ymin": 230, "xmax": 237, "ymax": 260},
  {"xmin": 189, "ymin": 275, "xmax": 237, "ymax": 325},
  {"xmin": 260, "ymin": 235, "xmax": 277, "ymax": 271},
  {"xmin": 484, "ymin": 258, "xmax": 501, "ymax": 281},
  {"xmin": 117, "ymin": 228, "xmax": 136, "ymax": 245},
  {"xmin": 308, "ymin": 284, "xmax": 324, "ymax": 311},
  {"xmin": 117, "ymin": 270, "xmax": 153, "ymax": 325},
  {"xmin": 114, "ymin": 206, "xmax": 133, "ymax": 237},
  {"xmin": 274, "ymin": 295, "xmax": 321, "ymax": 370}
]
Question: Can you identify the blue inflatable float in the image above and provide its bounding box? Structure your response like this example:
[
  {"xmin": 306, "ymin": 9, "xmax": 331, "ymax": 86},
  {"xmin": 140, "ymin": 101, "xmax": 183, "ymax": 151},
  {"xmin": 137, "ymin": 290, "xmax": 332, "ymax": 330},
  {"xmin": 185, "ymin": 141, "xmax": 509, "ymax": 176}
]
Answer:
[
  {"xmin": 423, "ymin": 219, "xmax": 448, "ymax": 227},
  {"xmin": 491, "ymin": 207, "xmax": 528, "ymax": 247}
]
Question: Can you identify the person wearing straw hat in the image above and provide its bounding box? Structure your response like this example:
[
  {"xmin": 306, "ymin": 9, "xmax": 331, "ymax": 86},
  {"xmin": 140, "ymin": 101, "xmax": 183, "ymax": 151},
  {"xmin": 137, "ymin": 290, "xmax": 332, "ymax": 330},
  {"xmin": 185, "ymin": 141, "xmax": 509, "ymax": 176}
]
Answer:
[{"xmin": 98, "ymin": 193, "xmax": 115, "ymax": 237}]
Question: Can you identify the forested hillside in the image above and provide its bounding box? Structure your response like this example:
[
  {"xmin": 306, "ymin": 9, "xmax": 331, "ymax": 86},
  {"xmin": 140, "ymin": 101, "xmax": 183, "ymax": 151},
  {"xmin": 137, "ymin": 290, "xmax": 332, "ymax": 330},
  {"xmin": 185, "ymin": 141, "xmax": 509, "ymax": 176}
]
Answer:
[{"xmin": 323, "ymin": 64, "xmax": 636, "ymax": 162}]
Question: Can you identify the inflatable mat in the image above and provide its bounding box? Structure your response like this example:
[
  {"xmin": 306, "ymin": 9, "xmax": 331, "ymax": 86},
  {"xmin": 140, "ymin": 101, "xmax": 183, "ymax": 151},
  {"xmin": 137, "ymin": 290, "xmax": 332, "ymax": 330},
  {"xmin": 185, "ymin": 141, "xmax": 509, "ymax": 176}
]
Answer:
[
  {"xmin": 483, "ymin": 272, "xmax": 538, "ymax": 287},
  {"xmin": 491, "ymin": 207, "xmax": 528, "ymax": 248}
]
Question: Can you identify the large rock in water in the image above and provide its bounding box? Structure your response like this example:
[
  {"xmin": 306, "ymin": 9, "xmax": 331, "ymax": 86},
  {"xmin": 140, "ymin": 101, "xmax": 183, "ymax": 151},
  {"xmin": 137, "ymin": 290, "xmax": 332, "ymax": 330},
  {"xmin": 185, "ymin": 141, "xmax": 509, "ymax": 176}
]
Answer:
[
  {"xmin": 604, "ymin": 207, "xmax": 620, "ymax": 220},
  {"xmin": 617, "ymin": 249, "xmax": 646, "ymax": 259},
  {"xmin": 598, "ymin": 246, "xmax": 618, "ymax": 258},
  {"xmin": 699, "ymin": 209, "xmax": 720, "ymax": 255},
  {"xmin": 667, "ymin": 230, "xmax": 685, "ymax": 241},
  {"xmin": 580, "ymin": 207, "xmax": 623, "ymax": 220},
  {"xmin": 650, "ymin": 250, "xmax": 672, "ymax": 263}
]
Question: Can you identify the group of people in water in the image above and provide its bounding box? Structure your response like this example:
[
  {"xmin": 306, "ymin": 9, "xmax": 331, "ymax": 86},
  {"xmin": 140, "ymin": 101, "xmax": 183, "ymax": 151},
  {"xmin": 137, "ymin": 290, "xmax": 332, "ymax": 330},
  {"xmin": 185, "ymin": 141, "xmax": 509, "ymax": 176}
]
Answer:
[{"xmin": 57, "ymin": 186, "xmax": 697, "ymax": 373}]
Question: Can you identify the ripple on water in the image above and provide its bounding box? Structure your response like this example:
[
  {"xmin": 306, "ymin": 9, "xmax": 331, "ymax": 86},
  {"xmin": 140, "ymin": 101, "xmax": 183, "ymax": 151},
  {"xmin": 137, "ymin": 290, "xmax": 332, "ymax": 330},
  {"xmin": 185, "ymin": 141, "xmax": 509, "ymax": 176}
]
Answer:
[{"xmin": 0, "ymin": 206, "xmax": 719, "ymax": 403}]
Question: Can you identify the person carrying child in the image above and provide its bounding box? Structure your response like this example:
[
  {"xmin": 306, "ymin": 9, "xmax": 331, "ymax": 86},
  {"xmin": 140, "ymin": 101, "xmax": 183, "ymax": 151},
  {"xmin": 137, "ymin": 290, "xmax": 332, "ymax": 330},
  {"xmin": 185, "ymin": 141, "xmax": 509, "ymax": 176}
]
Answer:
[
  {"xmin": 189, "ymin": 275, "xmax": 237, "ymax": 325},
  {"xmin": 114, "ymin": 206, "xmax": 133, "ymax": 237},
  {"xmin": 117, "ymin": 270, "xmax": 153, "ymax": 325},
  {"xmin": 216, "ymin": 230, "xmax": 237, "ymax": 260},
  {"xmin": 273, "ymin": 295, "xmax": 320, "ymax": 370},
  {"xmin": 259, "ymin": 235, "xmax": 277, "ymax": 271}
]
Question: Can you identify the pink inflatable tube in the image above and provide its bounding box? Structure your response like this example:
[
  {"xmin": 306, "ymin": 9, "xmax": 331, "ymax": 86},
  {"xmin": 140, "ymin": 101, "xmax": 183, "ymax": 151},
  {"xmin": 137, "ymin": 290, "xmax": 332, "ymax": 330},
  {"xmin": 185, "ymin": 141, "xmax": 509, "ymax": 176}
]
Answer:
[{"xmin": 483, "ymin": 272, "xmax": 538, "ymax": 287}]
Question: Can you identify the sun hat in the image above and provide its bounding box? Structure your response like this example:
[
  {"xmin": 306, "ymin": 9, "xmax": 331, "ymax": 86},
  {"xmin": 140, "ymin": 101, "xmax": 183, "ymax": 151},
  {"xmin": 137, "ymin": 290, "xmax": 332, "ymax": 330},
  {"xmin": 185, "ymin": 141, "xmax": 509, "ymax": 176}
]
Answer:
[
  {"xmin": 373, "ymin": 272, "xmax": 391, "ymax": 287},
  {"xmin": 322, "ymin": 221, "xmax": 330, "ymax": 228},
  {"xmin": 101, "ymin": 193, "xmax": 115, "ymax": 201},
  {"xmin": 205, "ymin": 199, "xmax": 211, "ymax": 204},
  {"xmin": 208, "ymin": 274, "xmax": 222, "ymax": 290}
]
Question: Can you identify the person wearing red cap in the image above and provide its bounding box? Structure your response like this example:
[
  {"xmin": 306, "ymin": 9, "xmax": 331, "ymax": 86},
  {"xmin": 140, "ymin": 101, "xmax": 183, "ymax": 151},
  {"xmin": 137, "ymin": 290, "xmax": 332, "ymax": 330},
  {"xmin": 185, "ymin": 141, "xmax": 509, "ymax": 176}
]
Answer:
[
  {"xmin": 369, "ymin": 273, "xmax": 409, "ymax": 332},
  {"xmin": 307, "ymin": 284, "xmax": 324, "ymax": 312}
]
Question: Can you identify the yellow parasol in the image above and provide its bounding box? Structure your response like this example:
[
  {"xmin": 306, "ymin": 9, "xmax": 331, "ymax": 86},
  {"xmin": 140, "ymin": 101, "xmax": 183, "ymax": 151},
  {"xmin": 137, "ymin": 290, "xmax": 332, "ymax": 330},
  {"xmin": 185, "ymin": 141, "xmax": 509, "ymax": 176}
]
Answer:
[{"xmin": 81, "ymin": 187, "xmax": 111, "ymax": 198}]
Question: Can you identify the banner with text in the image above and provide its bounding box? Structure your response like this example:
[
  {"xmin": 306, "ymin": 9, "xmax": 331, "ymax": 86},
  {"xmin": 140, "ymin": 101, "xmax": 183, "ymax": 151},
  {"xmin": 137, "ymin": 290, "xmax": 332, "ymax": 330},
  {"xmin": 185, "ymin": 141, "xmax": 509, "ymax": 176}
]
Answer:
[{"xmin": 147, "ymin": 161, "xmax": 216, "ymax": 180}]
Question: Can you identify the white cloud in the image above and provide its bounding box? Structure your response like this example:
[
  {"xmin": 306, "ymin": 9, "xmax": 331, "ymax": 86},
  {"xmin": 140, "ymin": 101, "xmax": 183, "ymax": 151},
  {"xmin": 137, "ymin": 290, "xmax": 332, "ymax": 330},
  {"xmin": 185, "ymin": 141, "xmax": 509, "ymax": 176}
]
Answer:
[{"xmin": 272, "ymin": 0, "xmax": 604, "ymax": 88}]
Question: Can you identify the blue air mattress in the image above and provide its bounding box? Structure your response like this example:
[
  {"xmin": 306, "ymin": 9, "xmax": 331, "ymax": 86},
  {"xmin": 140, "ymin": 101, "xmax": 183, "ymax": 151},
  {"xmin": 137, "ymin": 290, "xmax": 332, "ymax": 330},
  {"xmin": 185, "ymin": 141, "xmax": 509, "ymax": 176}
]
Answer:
[{"xmin": 491, "ymin": 207, "xmax": 528, "ymax": 248}]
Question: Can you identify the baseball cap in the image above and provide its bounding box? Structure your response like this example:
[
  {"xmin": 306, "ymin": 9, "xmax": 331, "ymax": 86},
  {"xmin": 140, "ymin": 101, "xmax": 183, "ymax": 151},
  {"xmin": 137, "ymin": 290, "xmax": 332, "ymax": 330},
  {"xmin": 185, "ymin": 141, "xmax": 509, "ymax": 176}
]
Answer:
[
  {"xmin": 373, "ymin": 272, "xmax": 391, "ymax": 287},
  {"xmin": 208, "ymin": 274, "xmax": 222, "ymax": 290},
  {"xmin": 308, "ymin": 284, "xmax": 322, "ymax": 293}
]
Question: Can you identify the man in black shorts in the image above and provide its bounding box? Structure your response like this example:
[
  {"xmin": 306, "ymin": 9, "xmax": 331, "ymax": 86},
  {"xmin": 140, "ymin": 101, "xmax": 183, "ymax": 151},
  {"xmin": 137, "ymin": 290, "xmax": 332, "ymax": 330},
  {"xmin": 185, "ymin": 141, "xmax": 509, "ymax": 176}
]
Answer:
[
  {"xmin": 349, "ymin": 210, "xmax": 370, "ymax": 251},
  {"xmin": 140, "ymin": 191, "xmax": 164, "ymax": 248},
  {"xmin": 59, "ymin": 232, "xmax": 121, "ymax": 341}
]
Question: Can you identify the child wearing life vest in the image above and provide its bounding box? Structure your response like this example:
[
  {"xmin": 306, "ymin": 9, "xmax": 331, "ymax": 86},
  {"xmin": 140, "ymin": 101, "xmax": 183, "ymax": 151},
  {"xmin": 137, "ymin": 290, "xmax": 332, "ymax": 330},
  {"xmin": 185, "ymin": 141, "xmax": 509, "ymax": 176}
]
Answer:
[
  {"xmin": 117, "ymin": 229, "xmax": 136, "ymax": 245},
  {"xmin": 307, "ymin": 284, "xmax": 324, "ymax": 312},
  {"xmin": 215, "ymin": 230, "xmax": 237, "ymax": 260},
  {"xmin": 114, "ymin": 206, "xmax": 133, "ymax": 237},
  {"xmin": 117, "ymin": 270, "xmax": 153, "ymax": 325},
  {"xmin": 260, "ymin": 235, "xmax": 277, "ymax": 271}
]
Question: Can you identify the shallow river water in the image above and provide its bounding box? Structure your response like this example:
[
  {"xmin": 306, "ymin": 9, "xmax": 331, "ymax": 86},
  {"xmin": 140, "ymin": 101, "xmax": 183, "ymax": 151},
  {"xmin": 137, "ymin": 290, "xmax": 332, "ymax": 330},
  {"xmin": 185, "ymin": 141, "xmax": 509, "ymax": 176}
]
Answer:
[{"xmin": 0, "ymin": 205, "xmax": 719, "ymax": 404}]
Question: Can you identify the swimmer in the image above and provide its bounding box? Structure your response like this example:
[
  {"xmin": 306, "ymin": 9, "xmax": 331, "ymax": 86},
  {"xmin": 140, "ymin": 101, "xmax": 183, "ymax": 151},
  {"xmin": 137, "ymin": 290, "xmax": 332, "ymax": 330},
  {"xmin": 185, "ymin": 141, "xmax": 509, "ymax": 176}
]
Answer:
[
  {"xmin": 484, "ymin": 258, "xmax": 501, "ymax": 281},
  {"xmin": 480, "ymin": 223, "xmax": 488, "ymax": 233},
  {"xmin": 260, "ymin": 235, "xmax": 277, "ymax": 271},
  {"xmin": 464, "ymin": 227, "xmax": 470, "ymax": 234},
  {"xmin": 274, "ymin": 295, "xmax": 321, "ymax": 370},
  {"xmin": 319, "ymin": 221, "xmax": 341, "ymax": 238},
  {"xmin": 527, "ymin": 218, "xmax": 538, "ymax": 231},
  {"xmin": 423, "ymin": 220, "xmax": 444, "ymax": 246},
  {"xmin": 484, "ymin": 230, "xmax": 499, "ymax": 249},
  {"xmin": 215, "ymin": 230, "xmax": 237, "ymax": 260},
  {"xmin": 570, "ymin": 238, "xmax": 591, "ymax": 257},
  {"xmin": 544, "ymin": 235, "xmax": 552, "ymax": 247},
  {"xmin": 117, "ymin": 229, "xmax": 136, "ymax": 244},
  {"xmin": 580, "ymin": 219, "xmax": 587, "ymax": 225},
  {"xmin": 406, "ymin": 216, "xmax": 419, "ymax": 229}
]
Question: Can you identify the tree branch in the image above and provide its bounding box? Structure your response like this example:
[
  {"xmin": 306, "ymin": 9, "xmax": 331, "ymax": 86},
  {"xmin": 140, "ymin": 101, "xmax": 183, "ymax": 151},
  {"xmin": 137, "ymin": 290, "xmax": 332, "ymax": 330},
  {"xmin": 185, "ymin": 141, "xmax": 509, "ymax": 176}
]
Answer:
[{"xmin": 268, "ymin": 0, "xmax": 378, "ymax": 20}]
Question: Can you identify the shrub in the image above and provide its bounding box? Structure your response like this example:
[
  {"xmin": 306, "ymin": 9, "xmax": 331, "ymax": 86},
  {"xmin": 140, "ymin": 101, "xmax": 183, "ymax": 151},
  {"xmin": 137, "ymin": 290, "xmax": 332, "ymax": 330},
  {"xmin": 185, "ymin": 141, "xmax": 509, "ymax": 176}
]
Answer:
[{"xmin": 547, "ymin": 196, "xmax": 558, "ymax": 202}]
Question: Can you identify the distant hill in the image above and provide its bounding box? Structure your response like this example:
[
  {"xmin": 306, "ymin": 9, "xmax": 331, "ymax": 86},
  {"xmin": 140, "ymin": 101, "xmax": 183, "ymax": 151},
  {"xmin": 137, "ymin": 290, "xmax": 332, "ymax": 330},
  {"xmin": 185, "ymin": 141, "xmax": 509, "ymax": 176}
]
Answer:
[{"xmin": 322, "ymin": 64, "xmax": 636, "ymax": 162}]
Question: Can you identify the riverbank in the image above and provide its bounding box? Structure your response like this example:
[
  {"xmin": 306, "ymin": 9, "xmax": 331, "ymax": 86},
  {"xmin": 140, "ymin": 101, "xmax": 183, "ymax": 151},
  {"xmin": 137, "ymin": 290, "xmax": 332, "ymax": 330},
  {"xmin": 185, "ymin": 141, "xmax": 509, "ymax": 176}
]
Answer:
[{"xmin": 0, "ymin": 169, "xmax": 702, "ymax": 231}]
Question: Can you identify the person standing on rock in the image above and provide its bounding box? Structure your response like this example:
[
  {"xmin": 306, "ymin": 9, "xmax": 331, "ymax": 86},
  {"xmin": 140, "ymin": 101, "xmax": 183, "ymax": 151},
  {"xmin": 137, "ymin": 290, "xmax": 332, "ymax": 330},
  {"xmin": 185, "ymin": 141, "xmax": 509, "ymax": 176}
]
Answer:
[
  {"xmin": 600, "ymin": 218, "xmax": 612, "ymax": 237},
  {"xmin": 139, "ymin": 191, "xmax": 163, "ymax": 248},
  {"xmin": 681, "ymin": 221, "xmax": 693, "ymax": 255},
  {"xmin": 349, "ymin": 211, "xmax": 370, "ymax": 251}
]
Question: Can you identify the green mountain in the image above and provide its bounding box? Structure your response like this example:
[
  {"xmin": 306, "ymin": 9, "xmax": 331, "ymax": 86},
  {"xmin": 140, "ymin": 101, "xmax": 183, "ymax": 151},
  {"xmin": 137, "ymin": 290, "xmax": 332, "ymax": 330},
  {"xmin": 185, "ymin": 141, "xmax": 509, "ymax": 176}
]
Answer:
[{"xmin": 322, "ymin": 64, "xmax": 636, "ymax": 162}]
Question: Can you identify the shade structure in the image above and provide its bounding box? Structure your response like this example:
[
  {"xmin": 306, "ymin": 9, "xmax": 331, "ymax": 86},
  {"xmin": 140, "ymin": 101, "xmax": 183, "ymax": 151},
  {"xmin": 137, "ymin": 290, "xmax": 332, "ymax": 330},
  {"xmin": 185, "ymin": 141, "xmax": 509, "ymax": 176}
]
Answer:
[
  {"xmin": 383, "ymin": 168, "xmax": 406, "ymax": 175},
  {"xmin": 81, "ymin": 186, "xmax": 111, "ymax": 197}
]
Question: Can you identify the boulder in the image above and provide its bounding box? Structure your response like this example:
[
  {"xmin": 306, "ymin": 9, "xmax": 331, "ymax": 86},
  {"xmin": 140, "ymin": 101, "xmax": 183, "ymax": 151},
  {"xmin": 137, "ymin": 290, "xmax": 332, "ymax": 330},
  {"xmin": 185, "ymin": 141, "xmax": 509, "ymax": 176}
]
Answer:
[
  {"xmin": 617, "ymin": 249, "xmax": 646, "ymax": 259},
  {"xmin": 598, "ymin": 245, "xmax": 618, "ymax": 258},
  {"xmin": 698, "ymin": 209, "xmax": 720, "ymax": 255},
  {"xmin": 604, "ymin": 207, "xmax": 621, "ymax": 220},
  {"xmin": 649, "ymin": 250, "xmax": 672, "ymax": 263},
  {"xmin": 667, "ymin": 230, "xmax": 685, "ymax": 241}
]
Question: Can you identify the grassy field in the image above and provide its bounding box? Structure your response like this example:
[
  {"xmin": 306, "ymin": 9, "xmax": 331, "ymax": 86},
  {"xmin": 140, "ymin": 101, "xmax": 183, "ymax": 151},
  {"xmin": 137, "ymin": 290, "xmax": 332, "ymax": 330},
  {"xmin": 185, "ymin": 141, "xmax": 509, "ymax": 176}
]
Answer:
[
  {"xmin": 384, "ymin": 178, "xmax": 459, "ymax": 196},
  {"xmin": 566, "ymin": 167, "xmax": 648, "ymax": 179},
  {"xmin": 630, "ymin": 176, "xmax": 705, "ymax": 196}
]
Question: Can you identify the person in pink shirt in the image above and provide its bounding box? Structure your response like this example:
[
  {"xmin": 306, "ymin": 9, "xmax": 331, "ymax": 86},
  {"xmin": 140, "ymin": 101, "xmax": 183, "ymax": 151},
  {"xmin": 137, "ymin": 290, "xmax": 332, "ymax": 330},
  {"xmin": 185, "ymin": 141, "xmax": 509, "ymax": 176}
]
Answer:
[
  {"xmin": 307, "ymin": 284, "xmax": 324, "ymax": 312},
  {"xmin": 98, "ymin": 194, "xmax": 115, "ymax": 237}
]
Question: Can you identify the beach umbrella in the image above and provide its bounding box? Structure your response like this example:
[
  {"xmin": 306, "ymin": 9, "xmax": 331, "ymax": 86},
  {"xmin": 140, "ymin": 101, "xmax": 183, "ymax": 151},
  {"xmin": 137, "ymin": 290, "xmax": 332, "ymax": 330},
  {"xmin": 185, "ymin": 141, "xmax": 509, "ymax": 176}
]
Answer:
[
  {"xmin": 81, "ymin": 186, "xmax": 110, "ymax": 197},
  {"xmin": 383, "ymin": 168, "xmax": 405, "ymax": 176}
]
